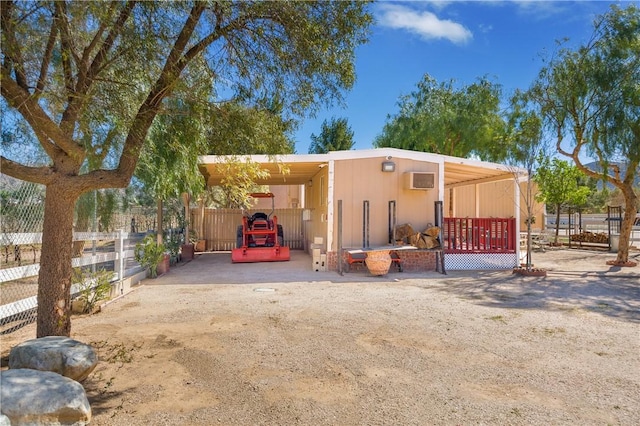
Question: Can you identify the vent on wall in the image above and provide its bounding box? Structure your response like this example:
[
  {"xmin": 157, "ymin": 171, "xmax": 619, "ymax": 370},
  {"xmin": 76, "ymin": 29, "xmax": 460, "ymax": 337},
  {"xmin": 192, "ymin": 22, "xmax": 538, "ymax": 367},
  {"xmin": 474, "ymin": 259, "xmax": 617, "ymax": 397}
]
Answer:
[{"xmin": 404, "ymin": 172, "xmax": 435, "ymax": 190}]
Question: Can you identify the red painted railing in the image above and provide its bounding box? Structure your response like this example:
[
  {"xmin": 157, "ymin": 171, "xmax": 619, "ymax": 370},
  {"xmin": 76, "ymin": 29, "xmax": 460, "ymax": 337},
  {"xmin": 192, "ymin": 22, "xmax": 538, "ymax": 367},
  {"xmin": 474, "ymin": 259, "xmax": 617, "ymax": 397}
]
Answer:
[{"xmin": 442, "ymin": 217, "xmax": 516, "ymax": 254}]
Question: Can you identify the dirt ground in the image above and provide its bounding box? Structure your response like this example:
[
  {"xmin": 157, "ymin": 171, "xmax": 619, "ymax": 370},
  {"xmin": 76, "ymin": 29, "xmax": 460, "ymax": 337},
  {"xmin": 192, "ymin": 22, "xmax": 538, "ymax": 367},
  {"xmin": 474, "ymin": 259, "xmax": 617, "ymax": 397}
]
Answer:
[{"xmin": 2, "ymin": 248, "xmax": 639, "ymax": 425}]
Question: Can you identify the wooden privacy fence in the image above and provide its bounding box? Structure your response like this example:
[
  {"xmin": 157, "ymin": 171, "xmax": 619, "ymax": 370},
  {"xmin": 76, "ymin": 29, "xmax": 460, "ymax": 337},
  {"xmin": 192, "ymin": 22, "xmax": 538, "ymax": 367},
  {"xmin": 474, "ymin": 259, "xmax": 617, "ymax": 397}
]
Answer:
[{"xmin": 190, "ymin": 208, "xmax": 305, "ymax": 251}]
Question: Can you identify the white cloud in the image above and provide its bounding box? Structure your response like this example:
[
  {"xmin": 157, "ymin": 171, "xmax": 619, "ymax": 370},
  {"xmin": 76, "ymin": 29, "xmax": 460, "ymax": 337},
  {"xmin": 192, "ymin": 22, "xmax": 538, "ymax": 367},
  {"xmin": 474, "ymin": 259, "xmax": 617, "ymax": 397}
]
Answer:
[{"xmin": 377, "ymin": 3, "xmax": 473, "ymax": 44}]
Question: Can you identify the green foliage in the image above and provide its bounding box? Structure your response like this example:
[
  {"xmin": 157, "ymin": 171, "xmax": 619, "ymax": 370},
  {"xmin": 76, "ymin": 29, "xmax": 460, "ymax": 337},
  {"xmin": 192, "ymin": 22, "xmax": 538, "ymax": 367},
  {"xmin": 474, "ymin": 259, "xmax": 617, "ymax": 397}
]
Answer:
[
  {"xmin": 2, "ymin": 0, "xmax": 372, "ymax": 337},
  {"xmin": 165, "ymin": 232, "xmax": 182, "ymax": 259},
  {"xmin": 529, "ymin": 4, "xmax": 639, "ymax": 260},
  {"xmin": 72, "ymin": 268, "xmax": 113, "ymax": 314},
  {"xmin": 134, "ymin": 234, "xmax": 166, "ymax": 278},
  {"xmin": 308, "ymin": 117, "xmax": 355, "ymax": 153},
  {"xmin": 536, "ymin": 158, "xmax": 591, "ymax": 208},
  {"xmin": 206, "ymin": 102, "xmax": 296, "ymax": 155},
  {"xmin": 210, "ymin": 159, "xmax": 271, "ymax": 209},
  {"xmin": 136, "ymin": 99, "xmax": 208, "ymax": 203},
  {"xmin": 374, "ymin": 74, "xmax": 507, "ymax": 161},
  {"xmin": 535, "ymin": 158, "xmax": 592, "ymax": 242}
]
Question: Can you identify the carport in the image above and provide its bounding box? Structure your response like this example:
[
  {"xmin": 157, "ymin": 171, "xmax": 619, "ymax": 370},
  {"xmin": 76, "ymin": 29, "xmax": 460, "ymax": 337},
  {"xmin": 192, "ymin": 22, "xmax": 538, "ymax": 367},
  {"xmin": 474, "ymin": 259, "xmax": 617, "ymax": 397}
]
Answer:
[{"xmin": 197, "ymin": 148, "xmax": 530, "ymax": 271}]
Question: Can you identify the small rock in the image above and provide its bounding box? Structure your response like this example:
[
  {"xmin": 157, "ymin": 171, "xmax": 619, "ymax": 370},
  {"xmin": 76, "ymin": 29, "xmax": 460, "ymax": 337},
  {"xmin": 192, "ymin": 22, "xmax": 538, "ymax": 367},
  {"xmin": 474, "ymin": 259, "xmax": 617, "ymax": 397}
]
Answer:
[
  {"xmin": 9, "ymin": 336, "xmax": 97, "ymax": 382},
  {"xmin": 0, "ymin": 369, "xmax": 91, "ymax": 425}
]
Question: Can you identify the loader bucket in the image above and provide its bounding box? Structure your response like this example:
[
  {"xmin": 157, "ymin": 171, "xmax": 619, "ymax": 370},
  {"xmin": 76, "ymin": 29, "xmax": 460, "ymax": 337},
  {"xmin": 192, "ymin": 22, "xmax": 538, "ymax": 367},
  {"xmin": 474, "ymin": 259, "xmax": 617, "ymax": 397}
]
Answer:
[{"xmin": 231, "ymin": 246, "xmax": 291, "ymax": 263}]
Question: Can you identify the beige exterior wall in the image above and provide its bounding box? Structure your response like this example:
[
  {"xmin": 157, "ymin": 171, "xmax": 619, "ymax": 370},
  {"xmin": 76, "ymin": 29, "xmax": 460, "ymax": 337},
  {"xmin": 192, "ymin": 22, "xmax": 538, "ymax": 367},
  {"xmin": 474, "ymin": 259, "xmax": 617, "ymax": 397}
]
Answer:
[
  {"xmin": 519, "ymin": 181, "xmax": 546, "ymax": 230},
  {"xmin": 330, "ymin": 156, "xmax": 441, "ymax": 250},
  {"xmin": 478, "ymin": 180, "xmax": 517, "ymax": 217},
  {"xmin": 445, "ymin": 179, "xmax": 544, "ymax": 229},
  {"xmin": 252, "ymin": 185, "xmax": 303, "ymax": 209}
]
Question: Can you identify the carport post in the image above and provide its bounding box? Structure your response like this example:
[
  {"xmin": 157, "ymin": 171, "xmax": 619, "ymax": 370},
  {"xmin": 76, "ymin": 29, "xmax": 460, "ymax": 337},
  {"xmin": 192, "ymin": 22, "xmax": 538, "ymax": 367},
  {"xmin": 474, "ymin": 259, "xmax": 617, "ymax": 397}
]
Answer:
[
  {"xmin": 363, "ymin": 200, "xmax": 370, "ymax": 248},
  {"xmin": 337, "ymin": 200, "xmax": 343, "ymax": 275},
  {"xmin": 388, "ymin": 200, "xmax": 396, "ymax": 245}
]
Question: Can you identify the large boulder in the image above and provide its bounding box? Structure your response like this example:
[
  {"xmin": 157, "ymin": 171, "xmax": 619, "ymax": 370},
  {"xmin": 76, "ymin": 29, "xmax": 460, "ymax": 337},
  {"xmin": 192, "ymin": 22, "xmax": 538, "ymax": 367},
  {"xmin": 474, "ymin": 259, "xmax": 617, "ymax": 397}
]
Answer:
[
  {"xmin": 0, "ymin": 369, "xmax": 91, "ymax": 425},
  {"xmin": 9, "ymin": 336, "xmax": 97, "ymax": 382}
]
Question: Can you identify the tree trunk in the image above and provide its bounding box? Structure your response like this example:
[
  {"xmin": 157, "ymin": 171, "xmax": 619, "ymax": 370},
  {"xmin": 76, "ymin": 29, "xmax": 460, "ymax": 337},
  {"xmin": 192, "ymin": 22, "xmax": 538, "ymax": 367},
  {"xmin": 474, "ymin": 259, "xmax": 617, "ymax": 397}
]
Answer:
[
  {"xmin": 616, "ymin": 189, "xmax": 638, "ymax": 264},
  {"xmin": 554, "ymin": 205, "xmax": 561, "ymax": 245},
  {"xmin": 157, "ymin": 198, "xmax": 164, "ymax": 245},
  {"xmin": 37, "ymin": 184, "xmax": 78, "ymax": 337}
]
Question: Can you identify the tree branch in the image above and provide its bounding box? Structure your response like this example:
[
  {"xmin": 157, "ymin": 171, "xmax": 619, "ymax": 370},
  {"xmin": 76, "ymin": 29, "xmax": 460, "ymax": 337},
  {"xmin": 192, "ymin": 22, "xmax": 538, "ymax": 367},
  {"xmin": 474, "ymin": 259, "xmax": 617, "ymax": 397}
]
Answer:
[
  {"xmin": 35, "ymin": 16, "xmax": 58, "ymax": 96},
  {"xmin": 1, "ymin": 0, "xmax": 29, "ymax": 90},
  {"xmin": 1, "ymin": 75, "xmax": 78, "ymax": 160},
  {"xmin": 80, "ymin": 1, "xmax": 136, "ymax": 94},
  {"xmin": 0, "ymin": 157, "xmax": 54, "ymax": 185},
  {"xmin": 115, "ymin": 3, "xmax": 206, "ymax": 179},
  {"xmin": 53, "ymin": 2, "xmax": 76, "ymax": 104}
]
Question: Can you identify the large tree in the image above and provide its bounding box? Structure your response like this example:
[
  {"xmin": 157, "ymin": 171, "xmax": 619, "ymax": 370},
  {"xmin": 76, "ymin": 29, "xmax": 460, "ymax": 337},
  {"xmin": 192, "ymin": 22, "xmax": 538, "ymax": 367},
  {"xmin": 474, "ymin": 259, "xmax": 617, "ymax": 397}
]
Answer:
[
  {"xmin": 374, "ymin": 73, "xmax": 507, "ymax": 161},
  {"xmin": 1, "ymin": 1, "xmax": 372, "ymax": 337},
  {"xmin": 530, "ymin": 4, "xmax": 639, "ymax": 265},
  {"xmin": 308, "ymin": 117, "xmax": 354, "ymax": 153}
]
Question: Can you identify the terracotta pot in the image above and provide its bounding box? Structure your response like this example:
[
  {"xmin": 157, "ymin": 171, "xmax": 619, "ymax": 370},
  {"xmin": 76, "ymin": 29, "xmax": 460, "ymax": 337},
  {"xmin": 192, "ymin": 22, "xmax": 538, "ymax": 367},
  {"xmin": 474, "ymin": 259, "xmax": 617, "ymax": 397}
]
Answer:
[
  {"xmin": 365, "ymin": 250, "xmax": 392, "ymax": 276},
  {"xmin": 195, "ymin": 239, "xmax": 206, "ymax": 252}
]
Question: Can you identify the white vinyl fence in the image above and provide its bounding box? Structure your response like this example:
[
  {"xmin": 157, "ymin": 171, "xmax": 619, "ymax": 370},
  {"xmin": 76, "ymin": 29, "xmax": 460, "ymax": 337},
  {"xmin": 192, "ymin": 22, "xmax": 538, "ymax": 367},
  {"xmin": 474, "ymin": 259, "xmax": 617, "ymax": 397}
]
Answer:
[{"xmin": 0, "ymin": 230, "xmax": 146, "ymax": 334}]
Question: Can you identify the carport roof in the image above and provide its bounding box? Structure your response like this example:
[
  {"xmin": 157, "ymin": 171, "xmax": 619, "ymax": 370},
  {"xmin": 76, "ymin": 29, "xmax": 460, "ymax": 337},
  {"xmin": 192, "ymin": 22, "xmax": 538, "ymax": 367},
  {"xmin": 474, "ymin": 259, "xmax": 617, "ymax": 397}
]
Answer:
[{"xmin": 198, "ymin": 148, "xmax": 525, "ymax": 188}]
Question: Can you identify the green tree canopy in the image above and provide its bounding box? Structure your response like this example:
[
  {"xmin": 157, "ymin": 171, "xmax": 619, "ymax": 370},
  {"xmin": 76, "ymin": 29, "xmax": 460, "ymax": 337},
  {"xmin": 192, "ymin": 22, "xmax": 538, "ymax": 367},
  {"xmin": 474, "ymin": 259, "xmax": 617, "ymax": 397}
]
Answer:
[
  {"xmin": 535, "ymin": 157, "xmax": 591, "ymax": 244},
  {"xmin": 0, "ymin": 0, "xmax": 372, "ymax": 337},
  {"xmin": 308, "ymin": 117, "xmax": 354, "ymax": 153},
  {"xmin": 529, "ymin": 4, "xmax": 639, "ymax": 264},
  {"xmin": 374, "ymin": 74, "xmax": 507, "ymax": 161}
]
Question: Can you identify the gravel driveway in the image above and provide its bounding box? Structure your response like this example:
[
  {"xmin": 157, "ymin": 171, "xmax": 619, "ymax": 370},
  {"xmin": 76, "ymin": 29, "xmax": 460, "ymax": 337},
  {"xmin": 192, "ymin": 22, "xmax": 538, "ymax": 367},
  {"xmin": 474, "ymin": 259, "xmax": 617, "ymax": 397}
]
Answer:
[{"xmin": 2, "ymin": 248, "xmax": 639, "ymax": 425}]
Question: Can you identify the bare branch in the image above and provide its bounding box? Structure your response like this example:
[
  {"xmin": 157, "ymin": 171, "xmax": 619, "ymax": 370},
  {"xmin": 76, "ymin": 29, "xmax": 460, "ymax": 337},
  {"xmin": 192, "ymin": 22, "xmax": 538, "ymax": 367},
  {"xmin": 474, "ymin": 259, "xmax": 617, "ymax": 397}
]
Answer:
[
  {"xmin": 80, "ymin": 1, "xmax": 137, "ymax": 93},
  {"xmin": 1, "ymin": 74, "xmax": 80, "ymax": 160},
  {"xmin": 35, "ymin": 18, "xmax": 58, "ymax": 95},
  {"xmin": 1, "ymin": 0, "xmax": 29, "ymax": 90},
  {"xmin": 0, "ymin": 156, "xmax": 54, "ymax": 185},
  {"xmin": 53, "ymin": 2, "xmax": 76, "ymax": 98}
]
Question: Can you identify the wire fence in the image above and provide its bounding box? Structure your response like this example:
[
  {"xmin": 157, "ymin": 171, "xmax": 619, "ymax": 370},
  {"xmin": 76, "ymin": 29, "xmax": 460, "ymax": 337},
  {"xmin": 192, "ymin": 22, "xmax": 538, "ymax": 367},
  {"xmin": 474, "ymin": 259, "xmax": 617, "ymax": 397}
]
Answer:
[{"xmin": 0, "ymin": 177, "xmax": 153, "ymax": 335}]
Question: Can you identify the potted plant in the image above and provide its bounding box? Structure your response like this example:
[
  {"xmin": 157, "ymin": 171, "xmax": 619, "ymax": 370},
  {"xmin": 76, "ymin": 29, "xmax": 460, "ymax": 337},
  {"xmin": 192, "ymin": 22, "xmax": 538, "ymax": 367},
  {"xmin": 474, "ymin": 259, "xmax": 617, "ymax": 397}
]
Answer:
[
  {"xmin": 165, "ymin": 232, "xmax": 182, "ymax": 265},
  {"xmin": 181, "ymin": 229, "xmax": 197, "ymax": 261},
  {"xmin": 135, "ymin": 234, "xmax": 167, "ymax": 278}
]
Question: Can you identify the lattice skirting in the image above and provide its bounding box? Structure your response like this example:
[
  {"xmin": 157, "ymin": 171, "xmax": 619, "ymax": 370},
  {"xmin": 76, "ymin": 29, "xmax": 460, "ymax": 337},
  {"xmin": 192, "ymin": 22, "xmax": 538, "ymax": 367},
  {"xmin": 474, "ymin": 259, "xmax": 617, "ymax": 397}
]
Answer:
[{"xmin": 445, "ymin": 253, "xmax": 518, "ymax": 270}]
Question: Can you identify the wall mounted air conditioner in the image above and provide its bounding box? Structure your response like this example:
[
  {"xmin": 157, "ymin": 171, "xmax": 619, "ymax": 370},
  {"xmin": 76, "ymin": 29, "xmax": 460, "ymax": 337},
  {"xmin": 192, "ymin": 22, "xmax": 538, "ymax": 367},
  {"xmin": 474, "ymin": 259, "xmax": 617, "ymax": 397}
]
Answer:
[{"xmin": 404, "ymin": 172, "xmax": 435, "ymax": 190}]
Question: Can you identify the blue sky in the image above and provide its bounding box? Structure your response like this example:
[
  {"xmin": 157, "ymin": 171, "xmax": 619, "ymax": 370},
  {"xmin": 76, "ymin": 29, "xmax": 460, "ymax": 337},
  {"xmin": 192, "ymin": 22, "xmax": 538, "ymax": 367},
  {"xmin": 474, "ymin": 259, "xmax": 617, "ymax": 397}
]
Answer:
[{"xmin": 293, "ymin": 0, "xmax": 632, "ymax": 154}]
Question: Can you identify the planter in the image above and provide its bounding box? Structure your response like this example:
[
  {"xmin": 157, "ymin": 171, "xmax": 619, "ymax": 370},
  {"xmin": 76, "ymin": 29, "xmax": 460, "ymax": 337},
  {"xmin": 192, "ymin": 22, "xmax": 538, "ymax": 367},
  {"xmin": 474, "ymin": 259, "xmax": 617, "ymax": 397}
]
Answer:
[
  {"xmin": 365, "ymin": 250, "xmax": 392, "ymax": 276},
  {"xmin": 157, "ymin": 254, "xmax": 170, "ymax": 276},
  {"xmin": 512, "ymin": 267, "xmax": 547, "ymax": 277},
  {"xmin": 195, "ymin": 239, "xmax": 206, "ymax": 252},
  {"xmin": 181, "ymin": 243, "xmax": 195, "ymax": 261}
]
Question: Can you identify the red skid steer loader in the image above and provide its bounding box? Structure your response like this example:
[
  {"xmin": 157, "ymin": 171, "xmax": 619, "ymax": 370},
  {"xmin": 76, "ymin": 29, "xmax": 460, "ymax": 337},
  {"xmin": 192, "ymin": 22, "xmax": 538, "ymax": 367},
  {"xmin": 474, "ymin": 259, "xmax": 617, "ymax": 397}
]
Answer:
[{"xmin": 231, "ymin": 193, "xmax": 290, "ymax": 263}]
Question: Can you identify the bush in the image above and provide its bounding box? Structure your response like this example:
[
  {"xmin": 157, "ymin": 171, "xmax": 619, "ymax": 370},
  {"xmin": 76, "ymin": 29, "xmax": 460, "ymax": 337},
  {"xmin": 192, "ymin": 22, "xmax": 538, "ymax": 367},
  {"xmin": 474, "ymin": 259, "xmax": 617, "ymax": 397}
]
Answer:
[
  {"xmin": 73, "ymin": 268, "xmax": 112, "ymax": 314},
  {"xmin": 135, "ymin": 234, "xmax": 166, "ymax": 278}
]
